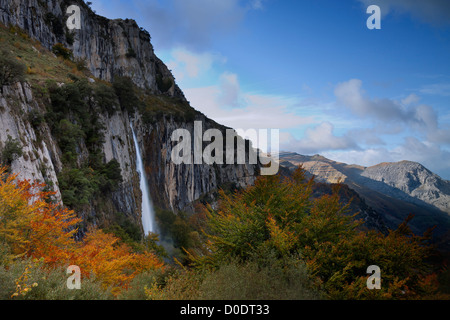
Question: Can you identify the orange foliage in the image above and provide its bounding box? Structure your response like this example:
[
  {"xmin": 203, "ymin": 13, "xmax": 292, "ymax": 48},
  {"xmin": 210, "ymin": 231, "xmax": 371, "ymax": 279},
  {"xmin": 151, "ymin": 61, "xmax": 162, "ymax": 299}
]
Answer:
[
  {"xmin": 71, "ymin": 228, "xmax": 163, "ymax": 294},
  {"xmin": 0, "ymin": 168, "xmax": 80, "ymax": 262},
  {"xmin": 0, "ymin": 167, "xmax": 163, "ymax": 294}
]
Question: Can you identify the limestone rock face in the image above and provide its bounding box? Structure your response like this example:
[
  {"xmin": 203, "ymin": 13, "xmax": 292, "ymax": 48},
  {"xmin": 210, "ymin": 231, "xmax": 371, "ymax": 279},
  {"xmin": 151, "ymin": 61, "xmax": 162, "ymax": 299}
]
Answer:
[
  {"xmin": 0, "ymin": 82, "xmax": 62, "ymax": 201},
  {"xmin": 0, "ymin": 0, "xmax": 184, "ymax": 96},
  {"xmin": 133, "ymin": 115, "xmax": 257, "ymax": 212},
  {"xmin": 0, "ymin": 0, "xmax": 260, "ymax": 234},
  {"xmin": 361, "ymin": 161, "xmax": 450, "ymax": 214}
]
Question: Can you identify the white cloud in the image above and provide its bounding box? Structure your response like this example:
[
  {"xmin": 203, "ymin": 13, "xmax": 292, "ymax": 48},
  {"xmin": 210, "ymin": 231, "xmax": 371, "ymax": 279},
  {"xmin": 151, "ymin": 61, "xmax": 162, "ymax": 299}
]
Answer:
[
  {"xmin": 401, "ymin": 93, "xmax": 420, "ymax": 105},
  {"xmin": 218, "ymin": 72, "xmax": 241, "ymax": 108},
  {"xmin": 184, "ymin": 72, "xmax": 313, "ymax": 132},
  {"xmin": 334, "ymin": 79, "xmax": 407, "ymax": 122},
  {"xmin": 322, "ymin": 148, "xmax": 394, "ymax": 168},
  {"xmin": 250, "ymin": 0, "xmax": 265, "ymax": 10},
  {"xmin": 167, "ymin": 48, "xmax": 226, "ymax": 81},
  {"xmin": 323, "ymin": 137, "xmax": 450, "ymax": 179},
  {"xmin": 334, "ymin": 79, "xmax": 449, "ymax": 139},
  {"xmin": 280, "ymin": 122, "xmax": 359, "ymax": 155}
]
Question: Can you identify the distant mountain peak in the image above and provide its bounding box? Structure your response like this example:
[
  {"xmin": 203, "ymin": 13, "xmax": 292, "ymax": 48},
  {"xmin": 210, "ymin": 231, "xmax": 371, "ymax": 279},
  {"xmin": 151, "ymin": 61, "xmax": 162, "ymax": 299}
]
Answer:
[{"xmin": 279, "ymin": 152, "xmax": 450, "ymax": 224}]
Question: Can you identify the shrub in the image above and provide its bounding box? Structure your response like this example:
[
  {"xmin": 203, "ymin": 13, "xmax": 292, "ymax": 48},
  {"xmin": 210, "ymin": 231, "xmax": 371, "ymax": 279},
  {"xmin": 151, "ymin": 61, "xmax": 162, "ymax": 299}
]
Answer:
[
  {"xmin": 98, "ymin": 159, "xmax": 123, "ymax": 192},
  {"xmin": 52, "ymin": 43, "xmax": 73, "ymax": 60},
  {"xmin": 58, "ymin": 160, "xmax": 123, "ymax": 209},
  {"xmin": 143, "ymin": 252, "xmax": 322, "ymax": 300},
  {"xmin": 94, "ymin": 82, "xmax": 119, "ymax": 116},
  {"xmin": 66, "ymin": 31, "xmax": 75, "ymax": 46},
  {"xmin": 196, "ymin": 253, "xmax": 322, "ymax": 300},
  {"xmin": 0, "ymin": 135, "xmax": 23, "ymax": 165},
  {"xmin": 58, "ymin": 167, "xmax": 98, "ymax": 207},
  {"xmin": 113, "ymin": 76, "xmax": 140, "ymax": 114},
  {"xmin": 155, "ymin": 208, "xmax": 193, "ymax": 250},
  {"xmin": 0, "ymin": 258, "xmax": 114, "ymax": 300},
  {"xmin": 126, "ymin": 48, "xmax": 137, "ymax": 58},
  {"xmin": 44, "ymin": 13, "xmax": 64, "ymax": 38},
  {"xmin": 0, "ymin": 168, "xmax": 164, "ymax": 297},
  {"xmin": 156, "ymin": 74, "xmax": 173, "ymax": 93},
  {"xmin": 74, "ymin": 57, "xmax": 87, "ymax": 71},
  {"xmin": 0, "ymin": 50, "xmax": 26, "ymax": 91},
  {"xmin": 28, "ymin": 109, "xmax": 45, "ymax": 129},
  {"xmin": 55, "ymin": 119, "xmax": 85, "ymax": 156}
]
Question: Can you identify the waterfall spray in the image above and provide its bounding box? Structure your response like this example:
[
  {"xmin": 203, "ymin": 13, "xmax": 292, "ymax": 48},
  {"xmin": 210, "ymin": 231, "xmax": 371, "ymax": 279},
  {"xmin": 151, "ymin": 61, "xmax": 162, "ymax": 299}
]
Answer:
[{"xmin": 130, "ymin": 123, "xmax": 156, "ymax": 235}]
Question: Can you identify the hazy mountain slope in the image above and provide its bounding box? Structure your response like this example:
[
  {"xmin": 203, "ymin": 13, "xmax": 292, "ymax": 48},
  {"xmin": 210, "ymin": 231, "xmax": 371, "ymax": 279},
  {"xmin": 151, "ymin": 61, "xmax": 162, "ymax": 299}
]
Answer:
[{"xmin": 278, "ymin": 152, "xmax": 450, "ymax": 238}]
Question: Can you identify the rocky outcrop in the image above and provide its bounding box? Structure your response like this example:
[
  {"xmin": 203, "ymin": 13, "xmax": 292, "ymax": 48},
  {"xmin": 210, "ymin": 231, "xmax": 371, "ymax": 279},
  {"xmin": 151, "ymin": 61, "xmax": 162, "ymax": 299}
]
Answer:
[
  {"xmin": 0, "ymin": 0, "xmax": 260, "ymax": 235},
  {"xmin": 361, "ymin": 161, "xmax": 450, "ymax": 214},
  {"xmin": 0, "ymin": 0, "xmax": 184, "ymax": 96},
  {"xmin": 0, "ymin": 82, "xmax": 61, "ymax": 200}
]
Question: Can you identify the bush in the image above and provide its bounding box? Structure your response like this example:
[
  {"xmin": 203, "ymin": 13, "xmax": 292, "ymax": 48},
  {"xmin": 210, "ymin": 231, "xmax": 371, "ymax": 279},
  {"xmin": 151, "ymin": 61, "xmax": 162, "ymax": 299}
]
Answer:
[
  {"xmin": 0, "ymin": 50, "xmax": 26, "ymax": 90},
  {"xmin": 155, "ymin": 208, "xmax": 193, "ymax": 250},
  {"xmin": 113, "ymin": 76, "xmax": 140, "ymax": 114},
  {"xmin": 156, "ymin": 74, "xmax": 173, "ymax": 93},
  {"xmin": 0, "ymin": 135, "xmax": 23, "ymax": 165},
  {"xmin": 119, "ymin": 268, "xmax": 170, "ymax": 300},
  {"xmin": 52, "ymin": 43, "xmax": 73, "ymax": 60},
  {"xmin": 196, "ymin": 253, "xmax": 322, "ymax": 300},
  {"xmin": 28, "ymin": 109, "xmax": 45, "ymax": 129},
  {"xmin": 98, "ymin": 159, "xmax": 123, "ymax": 192},
  {"xmin": 66, "ymin": 31, "xmax": 75, "ymax": 46},
  {"xmin": 58, "ymin": 160, "xmax": 123, "ymax": 210},
  {"xmin": 0, "ymin": 168, "xmax": 163, "ymax": 297},
  {"xmin": 143, "ymin": 252, "xmax": 322, "ymax": 300},
  {"xmin": 74, "ymin": 57, "xmax": 87, "ymax": 71},
  {"xmin": 55, "ymin": 119, "xmax": 85, "ymax": 156},
  {"xmin": 58, "ymin": 167, "xmax": 98, "ymax": 207},
  {"xmin": 0, "ymin": 258, "xmax": 114, "ymax": 300},
  {"xmin": 94, "ymin": 83, "xmax": 119, "ymax": 116},
  {"xmin": 126, "ymin": 48, "xmax": 137, "ymax": 58}
]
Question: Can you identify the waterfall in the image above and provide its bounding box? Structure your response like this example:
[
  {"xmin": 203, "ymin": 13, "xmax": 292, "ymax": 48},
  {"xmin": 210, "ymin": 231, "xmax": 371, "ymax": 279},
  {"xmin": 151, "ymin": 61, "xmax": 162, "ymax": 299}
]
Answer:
[{"xmin": 130, "ymin": 123, "xmax": 155, "ymax": 235}]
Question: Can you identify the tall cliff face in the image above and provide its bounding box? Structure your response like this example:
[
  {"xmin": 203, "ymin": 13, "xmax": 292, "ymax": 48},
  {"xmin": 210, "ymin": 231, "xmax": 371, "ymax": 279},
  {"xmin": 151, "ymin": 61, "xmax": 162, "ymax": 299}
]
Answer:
[
  {"xmin": 0, "ymin": 0, "xmax": 259, "ymax": 234},
  {"xmin": 0, "ymin": 0, "xmax": 184, "ymax": 96},
  {"xmin": 134, "ymin": 115, "xmax": 257, "ymax": 212}
]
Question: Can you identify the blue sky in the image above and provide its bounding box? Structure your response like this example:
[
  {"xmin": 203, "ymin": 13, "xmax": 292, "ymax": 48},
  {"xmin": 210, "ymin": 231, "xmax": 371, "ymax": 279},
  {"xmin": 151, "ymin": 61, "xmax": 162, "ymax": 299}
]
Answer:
[{"xmin": 90, "ymin": 0, "xmax": 450, "ymax": 179}]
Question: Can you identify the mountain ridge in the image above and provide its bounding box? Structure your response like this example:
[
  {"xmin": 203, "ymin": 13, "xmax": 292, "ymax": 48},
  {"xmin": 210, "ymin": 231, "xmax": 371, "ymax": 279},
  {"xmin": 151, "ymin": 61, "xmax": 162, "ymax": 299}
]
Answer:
[{"xmin": 278, "ymin": 151, "xmax": 450, "ymax": 240}]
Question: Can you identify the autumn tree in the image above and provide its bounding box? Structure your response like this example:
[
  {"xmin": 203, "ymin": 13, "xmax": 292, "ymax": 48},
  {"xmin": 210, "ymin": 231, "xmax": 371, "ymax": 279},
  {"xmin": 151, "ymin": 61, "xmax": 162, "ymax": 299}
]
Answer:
[
  {"xmin": 0, "ymin": 167, "xmax": 80, "ymax": 264},
  {"xmin": 189, "ymin": 166, "xmax": 442, "ymax": 299},
  {"xmin": 0, "ymin": 167, "xmax": 164, "ymax": 297}
]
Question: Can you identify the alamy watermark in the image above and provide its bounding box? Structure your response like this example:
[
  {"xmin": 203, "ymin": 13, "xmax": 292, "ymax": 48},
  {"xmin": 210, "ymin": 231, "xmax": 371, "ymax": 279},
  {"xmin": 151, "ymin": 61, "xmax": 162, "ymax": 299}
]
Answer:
[
  {"xmin": 66, "ymin": 5, "xmax": 81, "ymax": 30},
  {"xmin": 66, "ymin": 265, "xmax": 81, "ymax": 290},
  {"xmin": 367, "ymin": 5, "xmax": 381, "ymax": 30},
  {"xmin": 366, "ymin": 265, "xmax": 381, "ymax": 290},
  {"xmin": 170, "ymin": 121, "xmax": 280, "ymax": 176}
]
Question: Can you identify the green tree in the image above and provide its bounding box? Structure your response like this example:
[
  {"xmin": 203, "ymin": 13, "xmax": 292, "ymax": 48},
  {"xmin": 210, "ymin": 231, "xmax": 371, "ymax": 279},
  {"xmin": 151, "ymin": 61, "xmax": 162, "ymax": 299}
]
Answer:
[
  {"xmin": 0, "ymin": 50, "xmax": 26, "ymax": 92},
  {"xmin": 113, "ymin": 76, "xmax": 140, "ymax": 114},
  {"xmin": 0, "ymin": 135, "xmax": 23, "ymax": 166},
  {"xmin": 188, "ymin": 167, "xmax": 441, "ymax": 300}
]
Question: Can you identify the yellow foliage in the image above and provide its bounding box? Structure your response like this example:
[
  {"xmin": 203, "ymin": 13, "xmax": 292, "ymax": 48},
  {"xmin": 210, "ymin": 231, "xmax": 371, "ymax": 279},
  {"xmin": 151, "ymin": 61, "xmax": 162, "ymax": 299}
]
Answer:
[{"xmin": 0, "ymin": 167, "xmax": 164, "ymax": 295}]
